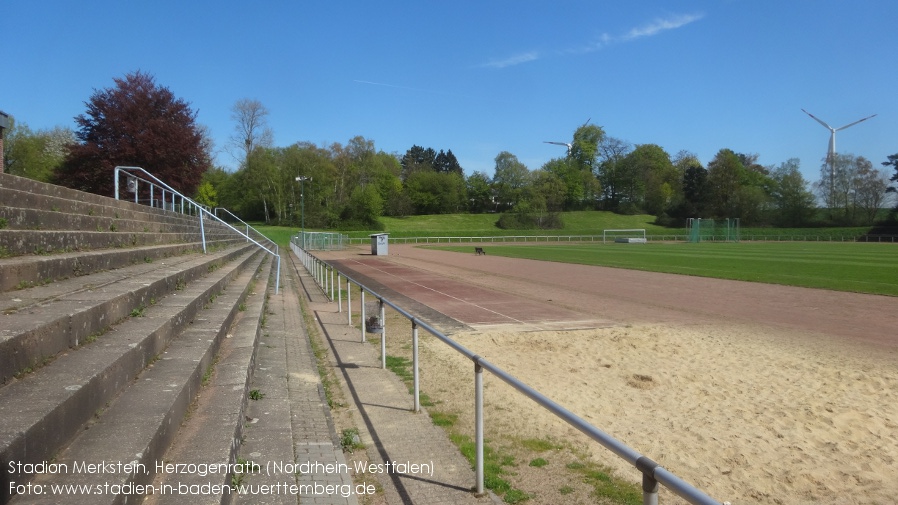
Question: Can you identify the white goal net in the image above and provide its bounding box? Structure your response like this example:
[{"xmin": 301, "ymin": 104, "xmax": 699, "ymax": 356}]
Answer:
[{"xmin": 603, "ymin": 228, "xmax": 647, "ymax": 244}]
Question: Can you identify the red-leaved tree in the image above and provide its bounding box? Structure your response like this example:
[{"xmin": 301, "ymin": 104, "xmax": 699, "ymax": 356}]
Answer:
[{"xmin": 55, "ymin": 71, "xmax": 210, "ymax": 197}]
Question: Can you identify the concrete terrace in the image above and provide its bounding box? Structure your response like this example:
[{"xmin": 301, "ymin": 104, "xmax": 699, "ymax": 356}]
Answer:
[{"xmin": 0, "ymin": 172, "xmax": 494, "ymax": 505}]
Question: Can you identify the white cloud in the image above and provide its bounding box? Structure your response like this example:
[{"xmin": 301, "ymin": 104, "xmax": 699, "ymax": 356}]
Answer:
[
  {"xmin": 482, "ymin": 13, "xmax": 703, "ymax": 69},
  {"xmin": 622, "ymin": 13, "xmax": 704, "ymax": 41},
  {"xmin": 479, "ymin": 51, "xmax": 541, "ymax": 69}
]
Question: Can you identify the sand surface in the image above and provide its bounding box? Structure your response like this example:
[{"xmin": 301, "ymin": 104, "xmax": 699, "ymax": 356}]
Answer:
[
  {"xmin": 321, "ymin": 244, "xmax": 898, "ymax": 504},
  {"xmin": 419, "ymin": 323, "xmax": 898, "ymax": 504}
]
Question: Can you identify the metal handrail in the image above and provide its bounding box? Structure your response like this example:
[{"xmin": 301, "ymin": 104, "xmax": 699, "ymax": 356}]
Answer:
[
  {"xmin": 113, "ymin": 166, "xmax": 281, "ymax": 293},
  {"xmin": 214, "ymin": 207, "xmax": 279, "ymax": 254},
  {"xmin": 291, "ymin": 241, "xmax": 723, "ymax": 505}
]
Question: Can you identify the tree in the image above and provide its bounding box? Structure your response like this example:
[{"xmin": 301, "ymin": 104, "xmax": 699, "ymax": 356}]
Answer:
[
  {"xmin": 853, "ymin": 162, "xmax": 890, "ymax": 224},
  {"xmin": 229, "ymin": 98, "xmax": 273, "ymax": 166},
  {"xmin": 814, "ymin": 153, "xmax": 883, "ymax": 224},
  {"xmin": 400, "ymin": 145, "xmax": 437, "ymax": 179},
  {"xmin": 883, "ymin": 153, "xmax": 898, "ymax": 211},
  {"xmin": 466, "ymin": 171, "xmax": 493, "ymax": 213},
  {"xmin": 706, "ymin": 148, "xmax": 745, "ymax": 217},
  {"xmin": 56, "ymin": 71, "xmax": 210, "ymax": 196},
  {"xmin": 617, "ymin": 144, "xmax": 674, "ymax": 215},
  {"xmin": 595, "ymin": 136, "xmax": 632, "ymax": 210},
  {"xmin": 433, "ymin": 149, "xmax": 463, "ymax": 175},
  {"xmin": 768, "ymin": 159, "xmax": 815, "ymax": 226},
  {"xmin": 570, "ymin": 124, "xmax": 605, "ymax": 171},
  {"xmin": 492, "ymin": 151, "xmax": 530, "ymax": 211},
  {"xmin": 2, "ymin": 117, "xmax": 75, "ymax": 182}
]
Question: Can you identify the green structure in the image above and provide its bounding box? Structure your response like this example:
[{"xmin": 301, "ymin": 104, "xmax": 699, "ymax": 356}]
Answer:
[
  {"xmin": 687, "ymin": 218, "xmax": 740, "ymax": 243},
  {"xmin": 293, "ymin": 231, "xmax": 349, "ymax": 251}
]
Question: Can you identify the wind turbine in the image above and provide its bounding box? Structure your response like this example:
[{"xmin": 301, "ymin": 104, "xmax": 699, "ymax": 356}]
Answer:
[
  {"xmin": 801, "ymin": 108, "xmax": 877, "ymax": 165},
  {"xmin": 543, "ymin": 140, "xmax": 572, "ymax": 155},
  {"xmin": 543, "ymin": 118, "xmax": 591, "ymax": 156},
  {"xmin": 802, "ymin": 109, "xmax": 877, "ymax": 215}
]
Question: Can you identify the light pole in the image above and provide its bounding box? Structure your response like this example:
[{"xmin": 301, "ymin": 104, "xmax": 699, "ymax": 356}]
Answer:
[{"xmin": 295, "ymin": 176, "xmax": 310, "ymax": 248}]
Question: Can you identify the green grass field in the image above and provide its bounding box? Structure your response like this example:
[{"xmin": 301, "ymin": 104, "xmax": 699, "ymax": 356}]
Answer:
[{"xmin": 435, "ymin": 242, "xmax": 898, "ymax": 296}]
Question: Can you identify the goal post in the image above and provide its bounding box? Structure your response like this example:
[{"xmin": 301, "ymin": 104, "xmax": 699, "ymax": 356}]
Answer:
[
  {"xmin": 686, "ymin": 218, "xmax": 740, "ymax": 243},
  {"xmin": 603, "ymin": 228, "xmax": 647, "ymax": 244}
]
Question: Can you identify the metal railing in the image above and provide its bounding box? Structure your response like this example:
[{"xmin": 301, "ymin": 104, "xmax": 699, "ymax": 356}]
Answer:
[
  {"xmin": 290, "ymin": 240, "xmax": 723, "ymax": 505},
  {"xmin": 113, "ymin": 166, "xmax": 281, "ymax": 293},
  {"xmin": 214, "ymin": 207, "xmax": 279, "ymax": 252}
]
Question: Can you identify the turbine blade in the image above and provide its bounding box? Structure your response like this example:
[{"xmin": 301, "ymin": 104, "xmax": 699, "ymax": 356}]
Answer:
[
  {"xmin": 544, "ymin": 141, "xmax": 567, "ymax": 146},
  {"xmin": 802, "ymin": 109, "xmax": 833, "ymax": 130},
  {"xmin": 835, "ymin": 114, "xmax": 877, "ymax": 131}
]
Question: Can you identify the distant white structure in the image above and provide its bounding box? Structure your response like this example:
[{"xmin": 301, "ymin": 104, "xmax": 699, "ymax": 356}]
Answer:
[
  {"xmin": 801, "ymin": 108, "xmax": 876, "ymax": 165},
  {"xmin": 543, "ymin": 141, "xmax": 572, "ymax": 155}
]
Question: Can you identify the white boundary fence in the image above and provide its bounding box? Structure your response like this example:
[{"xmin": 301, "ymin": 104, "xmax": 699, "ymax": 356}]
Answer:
[
  {"xmin": 338, "ymin": 234, "xmax": 898, "ymax": 244},
  {"xmin": 290, "ymin": 240, "xmax": 724, "ymax": 505}
]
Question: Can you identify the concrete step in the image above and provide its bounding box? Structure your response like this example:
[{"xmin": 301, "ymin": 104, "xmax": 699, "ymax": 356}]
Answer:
[
  {"xmin": 0, "ymin": 239, "xmax": 246, "ymax": 293},
  {"xmin": 0, "ymin": 205, "xmax": 223, "ymax": 235},
  {"xmin": 145, "ymin": 253, "xmax": 273, "ymax": 505},
  {"xmin": 4, "ymin": 254, "xmax": 271, "ymax": 505},
  {"xmin": 0, "ymin": 249, "xmax": 266, "ymax": 504},
  {"xmin": 0, "ymin": 243, "xmax": 257, "ymax": 383},
  {"xmin": 0, "ymin": 180, "xmax": 214, "ymax": 230},
  {"xmin": 0, "ymin": 228, "xmax": 242, "ymax": 257}
]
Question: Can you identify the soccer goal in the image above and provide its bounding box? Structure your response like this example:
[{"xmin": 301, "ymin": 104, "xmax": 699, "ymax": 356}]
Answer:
[
  {"xmin": 603, "ymin": 228, "xmax": 647, "ymax": 244},
  {"xmin": 686, "ymin": 218, "xmax": 740, "ymax": 243}
]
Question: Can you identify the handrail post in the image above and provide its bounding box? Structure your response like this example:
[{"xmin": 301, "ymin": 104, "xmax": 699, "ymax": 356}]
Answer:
[
  {"xmin": 637, "ymin": 457, "xmax": 660, "ymax": 505},
  {"xmin": 198, "ymin": 206, "xmax": 206, "ymax": 253},
  {"xmin": 337, "ymin": 274, "xmax": 342, "ymax": 313},
  {"xmin": 275, "ymin": 255, "xmax": 281, "ymax": 294},
  {"xmin": 330, "ymin": 268, "xmax": 335, "ymax": 301},
  {"xmin": 474, "ymin": 360, "xmax": 484, "ymax": 495},
  {"xmin": 114, "ymin": 168, "xmax": 120, "ymax": 200},
  {"xmin": 360, "ymin": 289, "xmax": 366, "ymax": 343},
  {"xmin": 379, "ymin": 298, "xmax": 386, "ymax": 369},
  {"xmin": 413, "ymin": 321, "xmax": 420, "ymax": 412},
  {"xmin": 347, "ymin": 279, "xmax": 352, "ymax": 325}
]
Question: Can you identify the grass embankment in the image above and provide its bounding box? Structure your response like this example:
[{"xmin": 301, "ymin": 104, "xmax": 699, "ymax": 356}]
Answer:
[
  {"xmin": 435, "ymin": 242, "xmax": 898, "ymax": 296},
  {"xmin": 255, "ymin": 211, "xmax": 877, "ymax": 242}
]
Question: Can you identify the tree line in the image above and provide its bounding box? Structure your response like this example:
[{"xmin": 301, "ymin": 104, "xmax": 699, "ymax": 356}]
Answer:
[{"xmin": 3, "ymin": 71, "xmax": 896, "ymax": 229}]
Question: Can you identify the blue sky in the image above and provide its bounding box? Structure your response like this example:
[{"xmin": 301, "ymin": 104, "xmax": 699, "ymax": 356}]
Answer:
[{"xmin": 4, "ymin": 1, "xmax": 895, "ymax": 185}]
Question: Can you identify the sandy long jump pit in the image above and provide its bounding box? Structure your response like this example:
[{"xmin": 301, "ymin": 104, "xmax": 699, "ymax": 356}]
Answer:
[{"xmin": 317, "ymin": 245, "xmax": 898, "ymax": 505}]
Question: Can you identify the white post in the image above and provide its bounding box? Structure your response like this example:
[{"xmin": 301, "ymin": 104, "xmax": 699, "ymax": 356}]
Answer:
[
  {"xmin": 360, "ymin": 289, "xmax": 366, "ymax": 343},
  {"xmin": 337, "ymin": 274, "xmax": 342, "ymax": 312},
  {"xmin": 380, "ymin": 299, "xmax": 386, "ymax": 369},
  {"xmin": 475, "ymin": 362, "xmax": 484, "ymax": 495},
  {"xmin": 413, "ymin": 322, "xmax": 420, "ymax": 412},
  {"xmin": 347, "ymin": 280, "xmax": 352, "ymax": 325}
]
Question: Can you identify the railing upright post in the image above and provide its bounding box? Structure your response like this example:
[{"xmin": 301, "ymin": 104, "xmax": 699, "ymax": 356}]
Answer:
[
  {"xmin": 114, "ymin": 168, "xmax": 120, "ymax": 200},
  {"xmin": 379, "ymin": 299, "xmax": 386, "ymax": 369},
  {"xmin": 413, "ymin": 321, "xmax": 420, "ymax": 412},
  {"xmin": 330, "ymin": 267, "xmax": 335, "ymax": 301},
  {"xmin": 360, "ymin": 289, "xmax": 366, "ymax": 343},
  {"xmin": 198, "ymin": 208, "xmax": 207, "ymax": 253},
  {"xmin": 474, "ymin": 361, "xmax": 484, "ymax": 495},
  {"xmin": 347, "ymin": 279, "xmax": 352, "ymax": 325},
  {"xmin": 275, "ymin": 255, "xmax": 280, "ymax": 294},
  {"xmin": 642, "ymin": 473, "xmax": 659, "ymax": 505},
  {"xmin": 636, "ymin": 457, "xmax": 660, "ymax": 505},
  {"xmin": 337, "ymin": 274, "xmax": 342, "ymax": 312}
]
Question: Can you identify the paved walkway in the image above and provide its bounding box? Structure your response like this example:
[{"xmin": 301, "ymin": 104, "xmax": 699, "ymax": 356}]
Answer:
[
  {"xmin": 286, "ymin": 251, "xmax": 496, "ymax": 505},
  {"xmin": 239, "ymin": 257, "xmax": 356, "ymax": 505}
]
